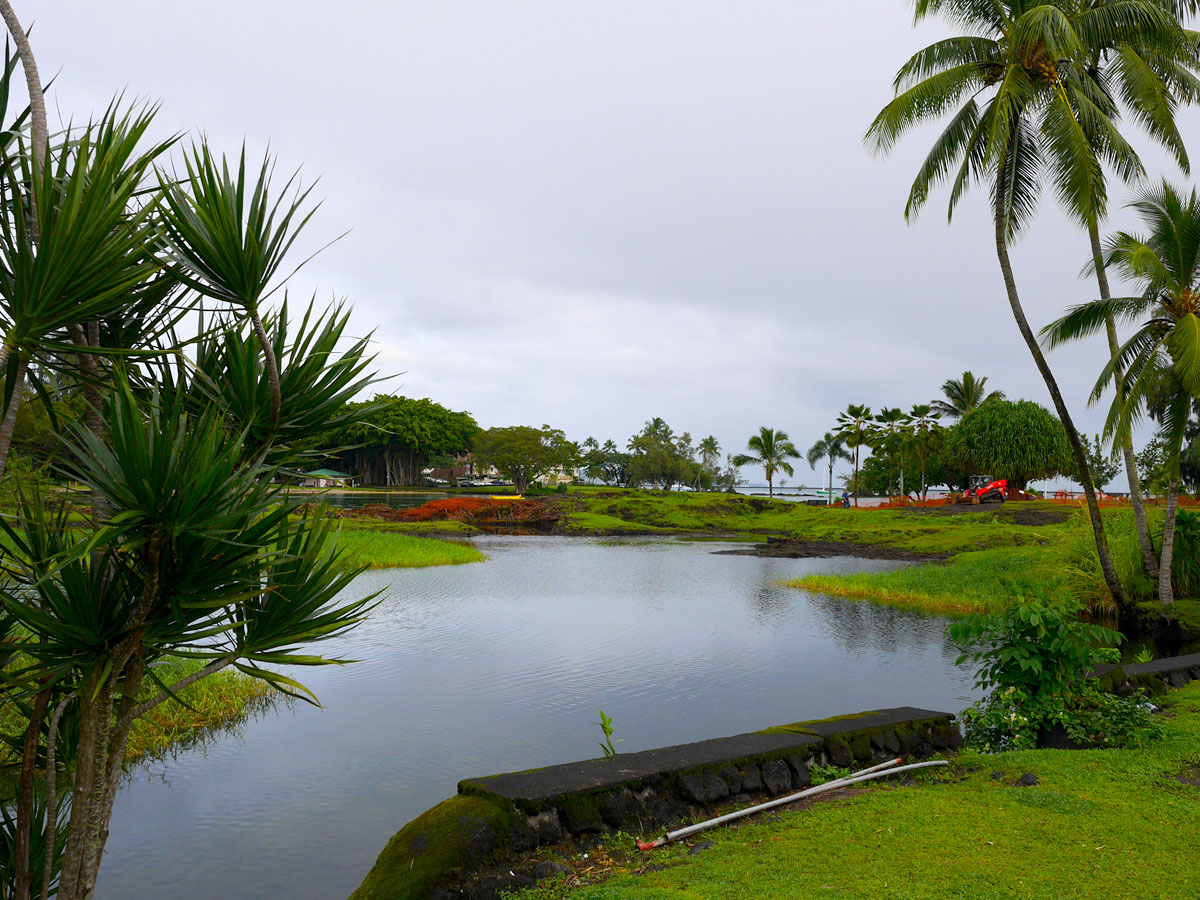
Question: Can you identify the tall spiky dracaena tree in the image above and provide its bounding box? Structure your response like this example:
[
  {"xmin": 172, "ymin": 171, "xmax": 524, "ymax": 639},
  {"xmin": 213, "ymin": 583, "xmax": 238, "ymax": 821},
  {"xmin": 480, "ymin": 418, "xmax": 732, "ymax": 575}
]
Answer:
[
  {"xmin": 931, "ymin": 371, "xmax": 1005, "ymax": 420},
  {"xmin": 835, "ymin": 404, "xmax": 872, "ymax": 506},
  {"xmin": 866, "ymin": 0, "xmax": 1198, "ymax": 606},
  {"xmin": 732, "ymin": 426, "xmax": 801, "ymax": 498},
  {"xmin": 1044, "ymin": 181, "xmax": 1200, "ymax": 620},
  {"xmin": 0, "ymin": 39, "xmax": 379, "ymax": 900},
  {"xmin": 807, "ymin": 431, "xmax": 852, "ymax": 505}
]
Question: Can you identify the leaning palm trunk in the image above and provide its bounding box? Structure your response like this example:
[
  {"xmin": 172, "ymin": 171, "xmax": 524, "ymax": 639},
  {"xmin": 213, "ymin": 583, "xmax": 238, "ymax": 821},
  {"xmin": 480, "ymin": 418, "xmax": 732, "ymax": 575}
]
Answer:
[
  {"xmin": 0, "ymin": 0, "xmax": 44, "ymax": 168},
  {"xmin": 1088, "ymin": 225, "xmax": 1159, "ymax": 579},
  {"xmin": 826, "ymin": 457, "xmax": 835, "ymax": 505},
  {"xmin": 994, "ymin": 164, "xmax": 1126, "ymax": 606},
  {"xmin": 1160, "ymin": 473, "xmax": 1180, "ymax": 612}
]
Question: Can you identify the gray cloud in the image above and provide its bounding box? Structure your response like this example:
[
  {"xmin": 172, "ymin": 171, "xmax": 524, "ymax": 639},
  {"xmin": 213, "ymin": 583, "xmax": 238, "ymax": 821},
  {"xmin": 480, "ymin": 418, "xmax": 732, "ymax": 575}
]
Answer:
[{"xmin": 24, "ymin": 0, "xmax": 1198, "ymax": 487}]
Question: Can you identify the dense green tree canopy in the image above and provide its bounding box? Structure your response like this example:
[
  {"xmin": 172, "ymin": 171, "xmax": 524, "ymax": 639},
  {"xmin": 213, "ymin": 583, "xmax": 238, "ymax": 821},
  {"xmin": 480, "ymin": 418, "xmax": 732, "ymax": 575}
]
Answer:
[
  {"xmin": 947, "ymin": 400, "xmax": 1073, "ymax": 492},
  {"xmin": 327, "ymin": 395, "xmax": 478, "ymax": 486},
  {"xmin": 626, "ymin": 418, "xmax": 694, "ymax": 491},
  {"xmin": 473, "ymin": 425, "xmax": 576, "ymax": 493}
]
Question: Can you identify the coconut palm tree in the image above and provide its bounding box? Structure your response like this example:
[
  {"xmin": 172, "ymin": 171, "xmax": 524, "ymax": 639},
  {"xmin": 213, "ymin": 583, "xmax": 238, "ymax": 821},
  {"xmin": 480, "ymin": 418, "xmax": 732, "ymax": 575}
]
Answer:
[
  {"xmin": 931, "ymin": 372, "xmax": 1004, "ymax": 420},
  {"xmin": 1044, "ymin": 180, "xmax": 1200, "ymax": 619},
  {"xmin": 865, "ymin": 0, "xmax": 1195, "ymax": 605},
  {"xmin": 909, "ymin": 404, "xmax": 942, "ymax": 499},
  {"xmin": 834, "ymin": 404, "xmax": 872, "ymax": 507},
  {"xmin": 733, "ymin": 426, "xmax": 800, "ymax": 498},
  {"xmin": 869, "ymin": 407, "xmax": 911, "ymax": 500},
  {"xmin": 1064, "ymin": 0, "xmax": 1200, "ymax": 581},
  {"xmin": 807, "ymin": 432, "xmax": 851, "ymax": 505}
]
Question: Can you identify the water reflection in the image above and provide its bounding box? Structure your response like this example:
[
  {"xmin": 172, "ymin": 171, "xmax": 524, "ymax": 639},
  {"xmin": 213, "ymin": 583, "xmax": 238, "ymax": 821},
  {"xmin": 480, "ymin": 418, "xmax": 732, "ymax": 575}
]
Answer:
[{"xmin": 95, "ymin": 536, "xmax": 979, "ymax": 900}]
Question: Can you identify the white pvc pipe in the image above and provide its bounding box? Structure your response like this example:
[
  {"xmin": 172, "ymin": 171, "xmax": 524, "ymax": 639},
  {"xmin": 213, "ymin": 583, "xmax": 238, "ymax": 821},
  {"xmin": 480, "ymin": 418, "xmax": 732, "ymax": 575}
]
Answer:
[{"xmin": 637, "ymin": 758, "xmax": 948, "ymax": 850}]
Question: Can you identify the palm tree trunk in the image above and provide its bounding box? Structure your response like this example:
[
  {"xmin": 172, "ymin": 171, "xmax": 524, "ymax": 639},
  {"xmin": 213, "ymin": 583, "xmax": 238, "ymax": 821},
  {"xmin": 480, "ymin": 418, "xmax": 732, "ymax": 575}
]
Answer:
[
  {"xmin": 827, "ymin": 456, "xmax": 834, "ymax": 505},
  {"xmin": 0, "ymin": 0, "xmax": 46, "ymax": 171},
  {"xmin": 994, "ymin": 164, "xmax": 1125, "ymax": 606},
  {"xmin": 1087, "ymin": 224, "xmax": 1159, "ymax": 579},
  {"xmin": 853, "ymin": 446, "xmax": 860, "ymax": 507},
  {"xmin": 1159, "ymin": 472, "xmax": 1180, "ymax": 614}
]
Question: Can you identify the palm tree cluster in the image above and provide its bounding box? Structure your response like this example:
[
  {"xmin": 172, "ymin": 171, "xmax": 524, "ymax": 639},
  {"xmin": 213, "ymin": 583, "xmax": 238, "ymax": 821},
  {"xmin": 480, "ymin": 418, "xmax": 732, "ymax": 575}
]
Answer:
[
  {"xmin": 580, "ymin": 419, "xmax": 726, "ymax": 491},
  {"xmin": 827, "ymin": 403, "xmax": 945, "ymax": 504},
  {"xmin": 870, "ymin": 0, "xmax": 1200, "ymax": 615}
]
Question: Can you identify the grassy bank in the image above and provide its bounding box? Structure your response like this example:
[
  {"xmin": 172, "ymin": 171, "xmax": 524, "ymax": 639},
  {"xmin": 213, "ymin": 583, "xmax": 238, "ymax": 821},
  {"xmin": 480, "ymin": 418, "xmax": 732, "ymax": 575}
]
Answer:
[
  {"xmin": 124, "ymin": 660, "xmax": 272, "ymax": 762},
  {"xmin": 516, "ymin": 681, "xmax": 1200, "ymax": 900},
  {"xmin": 789, "ymin": 545, "xmax": 1064, "ymax": 615},
  {"xmin": 1, "ymin": 657, "xmax": 271, "ymax": 800},
  {"xmin": 787, "ymin": 508, "xmax": 1175, "ymax": 617},
  {"xmin": 330, "ymin": 528, "xmax": 486, "ymax": 569},
  {"xmin": 563, "ymin": 489, "xmax": 1069, "ymax": 554}
]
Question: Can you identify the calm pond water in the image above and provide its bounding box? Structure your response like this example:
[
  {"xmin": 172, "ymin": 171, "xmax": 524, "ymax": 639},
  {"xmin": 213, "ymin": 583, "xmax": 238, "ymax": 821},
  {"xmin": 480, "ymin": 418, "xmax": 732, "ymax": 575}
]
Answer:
[
  {"xmin": 94, "ymin": 536, "xmax": 979, "ymax": 900},
  {"xmin": 294, "ymin": 490, "xmax": 455, "ymax": 510}
]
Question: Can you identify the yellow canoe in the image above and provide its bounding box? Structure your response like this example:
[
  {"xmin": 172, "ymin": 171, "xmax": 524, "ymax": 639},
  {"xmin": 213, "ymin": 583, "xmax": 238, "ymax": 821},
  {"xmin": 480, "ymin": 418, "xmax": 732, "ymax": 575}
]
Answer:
[{"xmin": 489, "ymin": 494, "xmax": 524, "ymax": 501}]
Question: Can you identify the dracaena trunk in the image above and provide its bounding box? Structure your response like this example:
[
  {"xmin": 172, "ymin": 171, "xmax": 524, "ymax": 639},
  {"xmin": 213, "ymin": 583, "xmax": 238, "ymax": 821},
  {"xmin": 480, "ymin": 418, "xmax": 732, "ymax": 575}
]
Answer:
[
  {"xmin": 1088, "ymin": 224, "xmax": 1159, "ymax": 580},
  {"xmin": 994, "ymin": 163, "xmax": 1125, "ymax": 607},
  {"xmin": 0, "ymin": 356, "xmax": 27, "ymax": 482},
  {"xmin": 13, "ymin": 685, "xmax": 48, "ymax": 900},
  {"xmin": 250, "ymin": 307, "xmax": 282, "ymax": 428}
]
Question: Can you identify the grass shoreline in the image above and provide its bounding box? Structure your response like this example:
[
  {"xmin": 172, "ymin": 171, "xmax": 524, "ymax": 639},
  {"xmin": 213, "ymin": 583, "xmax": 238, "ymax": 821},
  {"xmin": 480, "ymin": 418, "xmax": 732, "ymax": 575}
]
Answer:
[{"xmin": 513, "ymin": 680, "xmax": 1200, "ymax": 900}]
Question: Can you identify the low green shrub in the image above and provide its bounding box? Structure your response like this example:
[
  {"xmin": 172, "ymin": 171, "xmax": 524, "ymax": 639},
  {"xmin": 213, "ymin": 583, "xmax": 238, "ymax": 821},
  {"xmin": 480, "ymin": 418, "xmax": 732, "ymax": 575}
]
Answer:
[{"xmin": 950, "ymin": 593, "xmax": 1162, "ymax": 751}]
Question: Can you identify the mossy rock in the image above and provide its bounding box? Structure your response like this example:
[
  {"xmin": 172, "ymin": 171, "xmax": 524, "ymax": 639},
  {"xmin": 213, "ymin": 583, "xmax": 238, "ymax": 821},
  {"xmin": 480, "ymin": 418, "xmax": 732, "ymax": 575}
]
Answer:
[
  {"xmin": 347, "ymin": 795, "xmax": 520, "ymax": 900},
  {"xmin": 826, "ymin": 739, "xmax": 853, "ymax": 768},
  {"xmin": 1095, "ymin": 666, "xmax": 1127, "ymax": 694},
  {"xmin": 554, "ymin": 792, "xmax": 605, "ymax": 834},
  {"xmin": 847, "ymin": 731, "xmax": 873, "ymax": 762}
]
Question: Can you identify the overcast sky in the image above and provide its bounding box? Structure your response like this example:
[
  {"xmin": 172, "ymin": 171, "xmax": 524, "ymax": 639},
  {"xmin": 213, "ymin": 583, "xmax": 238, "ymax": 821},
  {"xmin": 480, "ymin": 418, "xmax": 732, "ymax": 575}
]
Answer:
[{"xmin": 21, "ymin": 1, "xmax": 1200, "ymax": 487}]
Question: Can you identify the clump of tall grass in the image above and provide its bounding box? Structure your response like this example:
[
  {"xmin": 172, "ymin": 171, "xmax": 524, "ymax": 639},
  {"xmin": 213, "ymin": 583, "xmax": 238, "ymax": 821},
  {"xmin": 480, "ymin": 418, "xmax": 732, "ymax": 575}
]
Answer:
[
  {"xmin": 124, "ymin": 660, "xmax": 273, "ymax": 763},
  {"xmin": 787, "ymin": 546, "xmax": 1061, "ymax": 616},
  {"xmin": 1052, "ymin": 509, "xmax": 1153, "ymax": 617},
  {"xmin": 1169, "ymin": 509, "xmax": 1199, "ymax": 600},
  {"xmin": 330, "ymin": 530, "xmax": 486, "ymax": 570}
]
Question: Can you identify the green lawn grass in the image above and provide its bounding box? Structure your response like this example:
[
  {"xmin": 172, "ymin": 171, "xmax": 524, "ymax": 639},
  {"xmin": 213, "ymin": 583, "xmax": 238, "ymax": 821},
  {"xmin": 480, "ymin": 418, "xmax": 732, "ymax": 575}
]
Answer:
[
  {"xmin": 515, "ymin": 681, "xmax": 1200, "ymax": 900},
  {"xmin": 330, "ymin": 528, "xmax": 486, "ymax": 569}
]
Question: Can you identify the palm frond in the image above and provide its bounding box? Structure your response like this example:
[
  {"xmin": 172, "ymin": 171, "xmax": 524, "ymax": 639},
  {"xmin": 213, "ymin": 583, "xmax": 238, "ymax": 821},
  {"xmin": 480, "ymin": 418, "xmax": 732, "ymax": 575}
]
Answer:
[
  {"xmin": 866, "ymin": 64, "xmax": 986, "ymax": 157},
  {"xmin": 1041, "ymin": 296, "xmax": 1156, "ymax": 351}
]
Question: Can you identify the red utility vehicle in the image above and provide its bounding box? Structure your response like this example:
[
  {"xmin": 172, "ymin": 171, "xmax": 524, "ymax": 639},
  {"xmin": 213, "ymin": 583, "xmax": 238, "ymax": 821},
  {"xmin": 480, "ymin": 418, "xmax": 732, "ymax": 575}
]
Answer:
[{"xmin": 963, "ymin": 474, "xmax": 1007, "ymax": 503}]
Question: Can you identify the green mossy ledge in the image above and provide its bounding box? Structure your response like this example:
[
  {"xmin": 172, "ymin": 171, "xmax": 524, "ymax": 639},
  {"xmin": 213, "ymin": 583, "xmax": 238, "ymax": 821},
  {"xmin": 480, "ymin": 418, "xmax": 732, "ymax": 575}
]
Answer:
[
  {"xmin": 1100, "ymin": 651, "xmax": 1200, "ymax": 695},
  {"xmin": 349, "ymin": 655, "xmax": 1200, "ymax": 899},
  {"xmin": 348, "ymin": 706, "xmax": 960, "ymax": 900}
]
